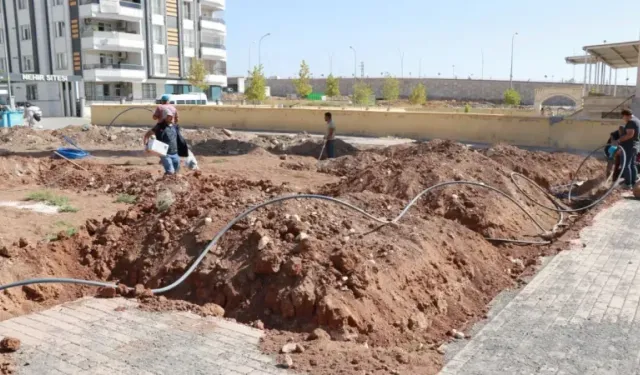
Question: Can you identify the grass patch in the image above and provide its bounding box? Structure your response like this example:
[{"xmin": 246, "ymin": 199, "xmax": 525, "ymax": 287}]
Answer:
[
  {"xmin": 46, "ymin": 221, "xmax": 78, "ymax": 241},
  {"xmin": 212, "ymin": 159, "xmax": 228, "ymax": 164},
  {"xmin": 26, "ymin": 190, "xmax": 79, "ymax": 213},
  {"xmin": 115, "ymin": 194, "xmax": 138, "ymax": 204}
]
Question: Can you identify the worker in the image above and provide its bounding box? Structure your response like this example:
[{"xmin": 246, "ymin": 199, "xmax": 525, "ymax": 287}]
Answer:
[
  {"xmin": 144, "ymin": 106, "xmax": 181, "ymax": 175},
  {"xmin": 153, "ymin": 94, "xmax": 179, "ymax": 125},
  {"xmin": 324, "ymin": 112, "xmax": 336, "ymax": 159},
  {"xmin": 605, "ymin": 126, "xmax": 624, "ymax": 179},
  {"xmin": 617, "ymin": 109, "xmax": 640, "ymax": 188},
  {"xmin": 23, "ymin": 103, "xmax": 36, "ymax": 128}
]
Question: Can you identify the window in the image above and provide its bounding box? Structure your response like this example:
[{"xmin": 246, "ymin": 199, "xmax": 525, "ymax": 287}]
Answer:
[
  {"xmin": 152, "ymin": 0, "xmax": 163, "ymax": 15},
  {"xmin": 97, "ymin": 22, "xmax": 113, "ymax": 32},
  {"xmin": 99, "ymin": 53, "xmax": 114, "ymax": 65},
  {"xmin": 54, "ymin": 0, "xmax": 64, "ymax": 5},
  {"xmin": 56, "ymin": 52, "xmax": 67, "ymax": 69},
  {"xmin": 152, "ymin": 25, "xmax": 164, "ymax": 44},
  {"xmin": 22, "ymin": 55, "xmax": 33, "ymax": 72},
  {"xmin": 55, "ymin": 21, "xmax": 65, "ymax": 38},
  {"xmin": 153, "ymin": 55, "xmax": 166, "ymax": 74},
  {"xmin": 184, "ymin": 57, "xmax": 192, "ymax": 74},
  {"xmin": 18, "ymin": 0, "xmax": 27, "ymax": 10},
  {"xmin": 114, "ymin": 83, "xmax": 122, "ymax": 97},
  {"xmin": 182, "ymin": 3, "xmax": 192, "ymax": 20},
  {"xmin": 183, "ymin": 30, "xmax": 194, "ymax": 48},
  {"xmin": 26, "ymin": 84, "xmax": 37, "ymax": 101},
  {"xmin": 20, "ymin": 25, "xmax": 31, "ymax": 41},
  {"xmin": 142, "ymin": 83, "xmax": 157, "ymax": 99},
  {"xmin": 0, "ymin": 58, "xmax": 6, "ymax": 72}
]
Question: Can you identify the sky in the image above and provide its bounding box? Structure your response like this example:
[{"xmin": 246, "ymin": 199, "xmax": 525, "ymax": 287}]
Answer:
[{"xmin": 225, "ymin": 0, "xmax": 640, "ymax": 85}]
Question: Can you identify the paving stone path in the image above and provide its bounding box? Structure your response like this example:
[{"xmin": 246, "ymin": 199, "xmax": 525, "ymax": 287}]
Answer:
[
  {"xmin": 0, "ymin": 297, "xmax": 289, "ymax": 374},
  {"xmin": 440, "ymin": 199, "xmax": 640, "ymax": 375}
]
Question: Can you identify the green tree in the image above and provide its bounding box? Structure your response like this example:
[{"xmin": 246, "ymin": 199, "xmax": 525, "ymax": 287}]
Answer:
[
  {"xmin": 187, "ymin": 58, "xmax": 209, "ymax": 92},
  {"xmin": 408, "ymin": 83, "xmax": 427, "ymax": 105},
  {"xmin": 245, "ymin": 65, "xmax": 267, "ymax": 102},
  {"xmin": 382, "ymin": 75, "xmax": 400, "ymax": 101},
  {"xmin": 293, "ymin": 60, "xmax": 313, "ymax": 98},
  {"xmin": 352, "ymin": 81, "xmax": 373, "ymax": 105},
  {"xmin": 503, "ymin": 89, "xmax": 521, "ymax": 106},
  {"xmin": 325, "ymin": 74, "xmax": 340, "ymax": 97},
  {"xmin": 464, "ymin": 103, "xmax": 471, "ymax": 113}
]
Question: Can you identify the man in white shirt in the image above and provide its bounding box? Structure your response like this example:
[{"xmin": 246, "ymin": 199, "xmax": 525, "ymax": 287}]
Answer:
[
  {"xmin": 324, "ymin": 112, "xmax": 336, "ymax": 159},
  {"xmin": 23, "ymin": 104, "xmax": 36, "ymax": 128}
]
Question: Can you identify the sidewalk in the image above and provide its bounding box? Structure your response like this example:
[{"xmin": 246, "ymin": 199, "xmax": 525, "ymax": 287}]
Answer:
[
  {"xmin": 440, "ymin": 199, "xmax": 640, "ymax": 375},
  {"xmin": 0, "ymin": 298, "xmax": 289, "ymax": 374}
]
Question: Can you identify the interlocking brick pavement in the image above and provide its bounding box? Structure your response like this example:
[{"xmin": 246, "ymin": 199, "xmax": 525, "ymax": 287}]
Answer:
[
  {"xmin": 0, "ymin": 297, "xmax": 290, "ymax": 374},
  {"xmin": 440, "ymin": 199, "xmax": 640, "ymax": 375}
]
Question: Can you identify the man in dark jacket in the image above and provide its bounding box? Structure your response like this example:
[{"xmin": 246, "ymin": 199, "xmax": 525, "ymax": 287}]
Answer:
[
  {"xmin": 618, "ymin": 109, "xmax": 640, "ymax": 188},
  {"xmin": 144, "ymin": 107, "xmax": 181, "ymax": 175}
]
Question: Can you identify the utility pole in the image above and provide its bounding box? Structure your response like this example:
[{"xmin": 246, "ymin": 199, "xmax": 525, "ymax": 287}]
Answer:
[
  {"xmin": 329, "ymin": 53, "xmax": 334, "ymax": 75},
  {"xmin": 258, "ymin": 33, "xmax": 271, "ymax": 68},
  {"xmin": 349, "ymin": 46, "xmax": 357, "ymax": 78},
  {"xmin": 1, "ymin": 14, "xmax": 12, "ymax": 109},
  {"xmin": 510, "ymin": 32, "xmax": 518, "ymax": 89},
  {"xmin": 481, "ymin": 49, "xmax": 484, "ymax": 80}
]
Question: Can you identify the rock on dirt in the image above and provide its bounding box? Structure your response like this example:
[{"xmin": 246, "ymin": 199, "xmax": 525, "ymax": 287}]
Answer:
[
  {"xmin": 307, "ymin": 328, "xmax": 330, "ymax": 341},
  {"xmin": 96, "ymin": 287, "xmax": 117, "ymax": 299},
  {"xmin": 0, "ymin": 337, "xmax": 20, "ymax": 352},
  {"xmin": 201, "ymin": 303, "xmax": 225, "ymax": 317}
]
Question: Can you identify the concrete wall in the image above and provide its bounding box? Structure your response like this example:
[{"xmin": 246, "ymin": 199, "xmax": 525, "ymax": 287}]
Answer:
[
  {"xmin": 93, "ymin": 104, "xmax": 621, "ymax": 151},
  {"xmin": 263, "ymin": 78, "xmax": 636, "ymax": 106}
]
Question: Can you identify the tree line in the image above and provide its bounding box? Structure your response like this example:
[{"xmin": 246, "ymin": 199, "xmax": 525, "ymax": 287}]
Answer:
[{"xmin": 242, "ymin": 60, "xmax": 522, "ymax": 107}]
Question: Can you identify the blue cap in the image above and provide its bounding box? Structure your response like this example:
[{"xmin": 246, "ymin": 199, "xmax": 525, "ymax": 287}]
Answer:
[
  {"xmin": 608, "ymin": 145, "xmax": 618, "ymax": 159},
  {"xmin": 160, "ymin": 94, "xmax": 171, "ymax": 101}
]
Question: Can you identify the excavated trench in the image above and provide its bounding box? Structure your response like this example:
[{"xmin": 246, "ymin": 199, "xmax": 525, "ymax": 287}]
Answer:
[{"xmin": 0, "ymin": 137, "xmax": 612, "ymax": 375}]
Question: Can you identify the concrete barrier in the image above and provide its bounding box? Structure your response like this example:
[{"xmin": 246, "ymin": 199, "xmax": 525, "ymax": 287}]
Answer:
[{"xmin": 92, "ymin": 104, "xmax": 622, "ymax": 151}]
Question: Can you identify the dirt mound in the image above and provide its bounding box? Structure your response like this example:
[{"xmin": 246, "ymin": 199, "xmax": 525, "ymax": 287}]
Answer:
[
  {"xmin": 0, "ymin": 140, "xmax": 610, "ymax": 374},
  {"xmin": 276, "ymin": 139, "xmax": 358, "ymax": 159},
  {"xmin": 66, "ymin": 173, "xmax": 513, "ymax": 374},
  {"xmin": 481, "ymin": 143, "xmax": 604, "ymax": 188},
  {"xmin": 320, "ymin": 140, "xmax": 576, "ymax": 240}
]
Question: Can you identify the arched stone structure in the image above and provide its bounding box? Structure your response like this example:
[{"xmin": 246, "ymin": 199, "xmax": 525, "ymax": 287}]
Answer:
[{"xmin": 534, "ymin": 86, "xmax": 583, "ymax": 111}]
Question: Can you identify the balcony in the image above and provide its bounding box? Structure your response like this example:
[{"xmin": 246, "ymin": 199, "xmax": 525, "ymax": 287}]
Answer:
[
  {"xmin": 200, "ymin": 17, "xmax": 226, "ymax": 33},
  {"xmin": 79, "ymin": 0, "xmax": 143, "ymax": 22},
  {"xmin": 200, "ymin": 0, "xmax": 224, "ymax": 10},
  {"xmin": 200, "ymin": 43, "xmax": 226, "ymax": 60},
  {"xmin": 81, "ymin": 31, "xmax": 144, "ymax": 53},
  {"xmin": 205, "ymin": 74, "xmax": 227, "ymax": 86},
  {"xmin": 83, "ymin": 63, "xmax": 146, "ymax": 82}
]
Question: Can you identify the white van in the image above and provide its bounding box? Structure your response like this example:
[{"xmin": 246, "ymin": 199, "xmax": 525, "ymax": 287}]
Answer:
[{"xmin": 155, "ymin": 93, "xmax": 208, "ymax": 105}]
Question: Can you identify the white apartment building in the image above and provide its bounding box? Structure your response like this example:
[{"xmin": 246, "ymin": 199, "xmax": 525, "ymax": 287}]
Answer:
[{"xmin": 0, "ymin": 0, "xmax": 227, "ymax": 117}]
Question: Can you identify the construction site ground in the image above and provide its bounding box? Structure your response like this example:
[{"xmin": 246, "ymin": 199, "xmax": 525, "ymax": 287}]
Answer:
[{"xmin": 0, "ymin": 124, "xmax": 629, "ymax": 375}]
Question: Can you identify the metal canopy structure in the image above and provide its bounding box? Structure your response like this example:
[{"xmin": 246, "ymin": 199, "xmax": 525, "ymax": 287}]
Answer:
[
  {"xmin": 565, "ymin": 55, "xmax": 597, "ymax": 65},
  {"xmin": 564, "ymin": 40, "xmax": 640, "ymax": 99},
  {"xmin": 582, "ymin": 40, "xmax": 640, "ymax": 69}
]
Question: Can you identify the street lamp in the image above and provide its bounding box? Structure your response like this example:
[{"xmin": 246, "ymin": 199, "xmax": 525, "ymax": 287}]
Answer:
[
  {"xmin": 258, "ymin": 33, "xmax": 271, "ymax": 67},
  {"xmin": 329, "ymin": 53, "xmax": 334, "ymax": 75},
  {"xmin": 509, "ymin": 32, "xmax": 518, "ymax": 89},
  {"xmin": 349, "ymin": 46, "xmax": 357, "ymax": 79}
]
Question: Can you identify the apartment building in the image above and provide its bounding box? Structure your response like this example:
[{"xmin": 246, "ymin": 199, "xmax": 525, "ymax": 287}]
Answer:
[{"xmin": 0, "ymin": 0, "xmax": 227, "ymax": 117}]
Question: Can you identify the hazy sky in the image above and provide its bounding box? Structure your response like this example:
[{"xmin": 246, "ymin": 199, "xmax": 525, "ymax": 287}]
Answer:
[{"xmin": 225, "ymin": 0, "xmax": 640, "ymax": 84}]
